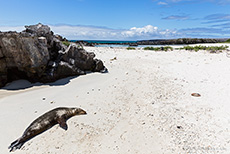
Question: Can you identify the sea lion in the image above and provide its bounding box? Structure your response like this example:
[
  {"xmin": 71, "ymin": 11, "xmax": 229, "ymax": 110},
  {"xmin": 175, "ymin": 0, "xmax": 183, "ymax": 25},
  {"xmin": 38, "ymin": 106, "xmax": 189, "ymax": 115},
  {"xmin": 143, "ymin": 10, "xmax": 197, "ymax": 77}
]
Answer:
[{"xmin": 8, "ymin": 107, "xmax": 87, "ymax": 152}]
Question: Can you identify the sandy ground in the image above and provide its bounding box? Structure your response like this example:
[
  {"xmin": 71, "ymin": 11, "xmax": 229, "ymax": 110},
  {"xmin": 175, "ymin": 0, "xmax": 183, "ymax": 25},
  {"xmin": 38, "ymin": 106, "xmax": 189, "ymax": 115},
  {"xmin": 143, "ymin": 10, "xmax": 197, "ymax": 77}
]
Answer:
[{"xmin": 0, "ymin": 44, "xmax": 230, "ymax": 153}]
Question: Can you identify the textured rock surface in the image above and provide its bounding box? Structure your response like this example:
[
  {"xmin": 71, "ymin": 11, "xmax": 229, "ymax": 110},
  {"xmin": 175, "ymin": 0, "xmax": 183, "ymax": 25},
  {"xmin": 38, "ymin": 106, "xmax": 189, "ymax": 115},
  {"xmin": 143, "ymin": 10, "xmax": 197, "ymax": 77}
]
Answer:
[
  {"xmin": 137, "ymin": 38, "xmax": 224, "ymax": 45},
  {"xmin": 77, "ymin": 38, "xmax": 228, "ymax": 47},
  {"xmin": 0, "ymin": 23, "xmax": 107, "ymax": 87}
]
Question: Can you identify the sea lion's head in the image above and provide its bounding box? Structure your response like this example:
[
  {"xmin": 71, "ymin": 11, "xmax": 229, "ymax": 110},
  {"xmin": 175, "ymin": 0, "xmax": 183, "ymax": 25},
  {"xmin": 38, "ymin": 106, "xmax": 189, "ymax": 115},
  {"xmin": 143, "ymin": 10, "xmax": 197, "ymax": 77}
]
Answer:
[{"xmin": 72, "ymin": 108, "xmax": 87, "ymax": 116}]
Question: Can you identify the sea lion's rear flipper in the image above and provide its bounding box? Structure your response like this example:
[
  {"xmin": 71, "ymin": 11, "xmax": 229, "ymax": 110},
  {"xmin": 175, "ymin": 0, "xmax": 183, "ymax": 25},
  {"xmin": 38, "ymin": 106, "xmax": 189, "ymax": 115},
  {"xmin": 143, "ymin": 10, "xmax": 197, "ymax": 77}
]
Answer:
[
  {"xmin": 57, "ymin": 118, "xmax": 68, "ymax": 130},
  {"xmin": 8, "ymin": 138, "xmax": 24, "ymax": 152}
]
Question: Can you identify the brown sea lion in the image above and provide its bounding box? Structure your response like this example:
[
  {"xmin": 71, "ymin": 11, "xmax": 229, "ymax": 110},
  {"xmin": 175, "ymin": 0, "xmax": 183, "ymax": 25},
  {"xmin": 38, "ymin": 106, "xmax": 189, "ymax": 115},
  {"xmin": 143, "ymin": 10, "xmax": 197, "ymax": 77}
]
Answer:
[{"xmin": 8, "ymin": 107, "xmax": 87, "ymax": 152}]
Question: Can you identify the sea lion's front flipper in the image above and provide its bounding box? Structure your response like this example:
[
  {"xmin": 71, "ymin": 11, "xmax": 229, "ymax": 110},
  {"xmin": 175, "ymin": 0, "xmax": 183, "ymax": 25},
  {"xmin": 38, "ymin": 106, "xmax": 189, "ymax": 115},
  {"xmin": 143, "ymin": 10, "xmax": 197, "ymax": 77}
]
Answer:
[{"xmin": 57, "ymin": 118, "xmax": 68, "ymax": 130}]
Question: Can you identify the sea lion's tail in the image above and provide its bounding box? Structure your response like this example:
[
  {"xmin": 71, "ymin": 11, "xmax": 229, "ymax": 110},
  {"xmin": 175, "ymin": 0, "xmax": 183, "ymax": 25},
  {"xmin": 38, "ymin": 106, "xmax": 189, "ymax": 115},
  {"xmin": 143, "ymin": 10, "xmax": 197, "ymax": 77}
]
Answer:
[{"xmin": 8, "ymin": 138, "xmax": 24, "ymax": 152}]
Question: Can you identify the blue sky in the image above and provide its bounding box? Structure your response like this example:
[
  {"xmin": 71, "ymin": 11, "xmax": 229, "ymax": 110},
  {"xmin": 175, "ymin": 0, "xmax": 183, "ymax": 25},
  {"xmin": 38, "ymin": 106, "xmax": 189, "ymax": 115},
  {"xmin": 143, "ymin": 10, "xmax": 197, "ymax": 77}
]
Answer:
[{"xmin": 0, "ymin": 0, "xmax": 230, "ymax": 40}]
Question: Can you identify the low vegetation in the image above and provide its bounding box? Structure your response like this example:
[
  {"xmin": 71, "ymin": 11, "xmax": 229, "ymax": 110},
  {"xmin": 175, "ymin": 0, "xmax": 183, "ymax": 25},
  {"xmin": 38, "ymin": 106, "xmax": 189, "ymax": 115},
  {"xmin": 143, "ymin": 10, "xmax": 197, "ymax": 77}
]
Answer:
[
  {"xmin": 143, "ymin": 46, "xmax": 173, "ymax": 51},
  {"xmin": 126, "ymin": 47, "xmax": 136, "ymax": 50},
  {"xmin": 224, "ymin": 39, "xmax": 230, "ymax": 43},
  {"xmin": 180, "ymin": 45, "xmax": 229, "ymax": 52},
  {"xmin": 62, "ymin": 41, "xmax": 71, "ymax": 47}
]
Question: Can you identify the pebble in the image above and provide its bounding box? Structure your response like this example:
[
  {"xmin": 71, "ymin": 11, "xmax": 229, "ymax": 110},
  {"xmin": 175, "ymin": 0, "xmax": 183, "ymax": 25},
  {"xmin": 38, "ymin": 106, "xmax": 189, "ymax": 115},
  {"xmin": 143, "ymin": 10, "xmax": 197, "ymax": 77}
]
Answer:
[{"xmin": 191, "ymin": 93, "xmax": 201, "ymax": 97}]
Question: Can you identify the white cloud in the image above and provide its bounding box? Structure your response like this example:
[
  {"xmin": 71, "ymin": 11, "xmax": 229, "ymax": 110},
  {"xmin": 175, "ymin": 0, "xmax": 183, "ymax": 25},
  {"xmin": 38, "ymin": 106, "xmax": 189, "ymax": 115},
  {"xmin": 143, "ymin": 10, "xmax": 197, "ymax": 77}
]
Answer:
[
  {"xmin": 216, "ymin": 0, "xmax": 230, "ymax": 4},
  {"xmin": 156, "ymin": 0, "xmax": 230, "ymax": 5},
  {"xmin": 0, "ymin": 26, "xmax": 24, "ymax": 32},
  {"xmin": 1, "ymin": 24, "xmax": 230, "ymax": 39},
  {"xmin": 120, "ymin": 25, "xmax": 179, "ymax": 39},
  {"xmin": 169, "ymin": 0, "xmax": 184, "ymax": 2},
  {"xmin": 0, "ymin": 24, "xmax": 182, "ymax": 40},
  {"xmin": 164, "ymin": 0, "xmax": 188, "ymax": 3},
  {"xmin": 158, "ymin": 1, "xmax": 168, "ymax": 5},
  {"xmin": 162, "ymin": 15, "xmax": 189, "ymax": 20},
  {"xmin": 122, "ymin": 25, "xmax": 158, "ymax": 37},
  {"xmin": 49, "ymin": 24, "xmax": 180, "ymax": 40},
  {"xmin": 49, "ymin": 25, "xmax": 122, "ymax": 40}
]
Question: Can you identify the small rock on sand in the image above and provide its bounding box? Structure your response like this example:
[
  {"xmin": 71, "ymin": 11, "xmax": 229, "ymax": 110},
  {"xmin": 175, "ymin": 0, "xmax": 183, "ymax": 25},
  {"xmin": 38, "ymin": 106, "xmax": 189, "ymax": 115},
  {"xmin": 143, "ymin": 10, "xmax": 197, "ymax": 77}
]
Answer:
[{"xmin": 191, "ymin": 93, "xmax": 201, "ymax": 97}]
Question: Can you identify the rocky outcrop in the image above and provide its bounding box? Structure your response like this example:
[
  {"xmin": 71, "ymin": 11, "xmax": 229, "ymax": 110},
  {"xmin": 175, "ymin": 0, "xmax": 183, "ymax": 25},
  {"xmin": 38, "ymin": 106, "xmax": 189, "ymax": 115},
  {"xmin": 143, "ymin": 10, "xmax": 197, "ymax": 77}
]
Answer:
[
  {"xmin": 137, "ymin": 38, "xmax": 227, "ymax": 45},
  {"xmin": 75, "ymin": 41, "xmax": 96, "ymax": 47},
  {"xmin": 0, "ymin": 23, "xmax": 107, "ymax": 88},
  {"xmin": 0, "ymin": 32, "xmax": 50, "ymax": 86},
  {"xmin": 78, "ymin": 38, "xmax": 228, "ymax": 47}
]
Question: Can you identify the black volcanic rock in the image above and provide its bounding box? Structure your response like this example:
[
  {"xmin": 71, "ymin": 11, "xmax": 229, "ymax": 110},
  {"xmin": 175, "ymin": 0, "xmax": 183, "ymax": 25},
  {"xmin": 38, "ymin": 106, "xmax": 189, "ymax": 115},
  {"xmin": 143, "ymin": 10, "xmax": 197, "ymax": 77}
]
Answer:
[
  {"xmin": 137, "ymin": 38, "xmax": 227, "ymax": 45},
  {"xmin": 75, "ymin": 41, "xmax": 96, "ymax": 47},
  {"xmin": 0, "ymin": 23, "xmax": 107, "ymax": 88},
  {"xmin": 75, "ymin": 38, "xmax": 228, "ymax": 47},
  {"xmin": 0, "ymin": 31, "xmax": 50, "ymax": 85}
]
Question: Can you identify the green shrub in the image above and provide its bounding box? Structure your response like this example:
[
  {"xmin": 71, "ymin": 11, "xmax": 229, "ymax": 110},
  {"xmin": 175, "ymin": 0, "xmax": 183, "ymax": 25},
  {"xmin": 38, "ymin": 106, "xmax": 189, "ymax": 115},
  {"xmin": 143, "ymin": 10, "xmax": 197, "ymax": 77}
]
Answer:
[
  {"xmin": 164, "ymin": 46, "xmax": 173, "ymax": 51},
  {"xmin": 62, "ymin": 41, "xmax": 71, "ymax": 47},
  {"xmin": 126, "ymin": 47, "xmax": 136, "ymax": 50},
  {"xmin": 143, "ymin": 47, "xmax": 161, "ymax": 51},
  {"xmin": 181, "ymin": 45, "xmax": 229, "ymax": 52},
  {"xmin": 224, "ymin": 39, "xmax": 230, "ymax": 43},
  {"xmin": 143, "ymin": 46, "xmax": 173, "ymax": 51}
]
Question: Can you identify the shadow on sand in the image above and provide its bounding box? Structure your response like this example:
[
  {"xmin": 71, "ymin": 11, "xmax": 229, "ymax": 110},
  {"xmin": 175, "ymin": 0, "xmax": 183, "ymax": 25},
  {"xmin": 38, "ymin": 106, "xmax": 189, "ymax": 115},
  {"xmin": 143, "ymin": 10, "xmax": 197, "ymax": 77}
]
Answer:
[
  {"xmin": 1, "ymin": 76, "xmax": 78, "ymax": 91},
  {"xmin": 1, "ymin": 69, "xmax": 109, "ymax": 91}
]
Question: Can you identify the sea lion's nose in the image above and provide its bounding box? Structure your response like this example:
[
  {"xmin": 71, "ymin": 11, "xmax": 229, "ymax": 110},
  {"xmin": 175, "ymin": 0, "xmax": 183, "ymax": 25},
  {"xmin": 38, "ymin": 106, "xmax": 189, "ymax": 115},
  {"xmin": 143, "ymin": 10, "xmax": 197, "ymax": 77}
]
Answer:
[{"xmin": 80, "ymin": 110, "xmax": 87, "ymax": 115}]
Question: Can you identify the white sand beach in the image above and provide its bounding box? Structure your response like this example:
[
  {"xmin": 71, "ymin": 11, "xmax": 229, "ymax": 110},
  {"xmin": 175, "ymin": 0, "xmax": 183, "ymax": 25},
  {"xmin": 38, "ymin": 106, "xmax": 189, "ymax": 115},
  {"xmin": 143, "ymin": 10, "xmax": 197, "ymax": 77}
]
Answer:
[{"xmin": 0, "ymin": 44, "xmax": 230, "ymax": 153}]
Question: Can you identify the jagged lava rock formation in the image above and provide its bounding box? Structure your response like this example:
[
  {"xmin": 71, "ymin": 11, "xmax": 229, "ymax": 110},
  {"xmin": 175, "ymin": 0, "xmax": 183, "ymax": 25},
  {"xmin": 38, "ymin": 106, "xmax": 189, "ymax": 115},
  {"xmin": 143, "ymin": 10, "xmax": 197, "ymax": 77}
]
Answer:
[{"xmin": 0, "ymin": 23, "xmax": 107, "ymax": 88}]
